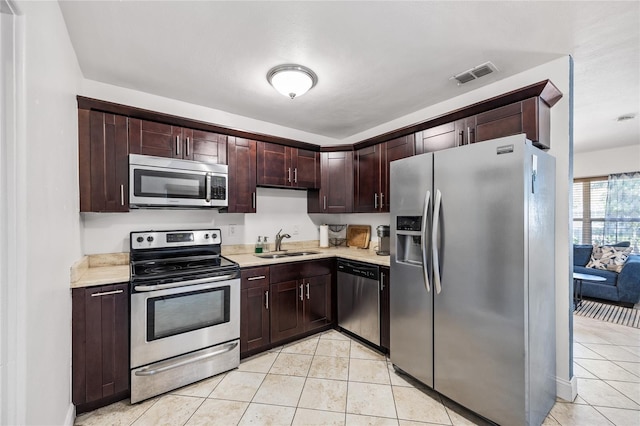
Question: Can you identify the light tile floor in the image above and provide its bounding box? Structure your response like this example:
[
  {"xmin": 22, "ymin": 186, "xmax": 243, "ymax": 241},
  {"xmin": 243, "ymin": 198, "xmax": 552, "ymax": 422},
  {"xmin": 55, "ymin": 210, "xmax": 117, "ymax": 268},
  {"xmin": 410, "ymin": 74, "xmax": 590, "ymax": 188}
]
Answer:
[{"xmin": 75, "ymin": 316, "xmax": 640, "ymax": 426}]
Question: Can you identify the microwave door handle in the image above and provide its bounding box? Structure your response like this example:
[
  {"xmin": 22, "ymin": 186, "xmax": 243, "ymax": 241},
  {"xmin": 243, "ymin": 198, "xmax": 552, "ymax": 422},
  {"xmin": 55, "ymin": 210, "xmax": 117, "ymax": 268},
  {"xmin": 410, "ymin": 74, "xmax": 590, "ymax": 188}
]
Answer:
[{"xmin": 205, "ymin": 174, "xmax": 212, "ymax": 202}]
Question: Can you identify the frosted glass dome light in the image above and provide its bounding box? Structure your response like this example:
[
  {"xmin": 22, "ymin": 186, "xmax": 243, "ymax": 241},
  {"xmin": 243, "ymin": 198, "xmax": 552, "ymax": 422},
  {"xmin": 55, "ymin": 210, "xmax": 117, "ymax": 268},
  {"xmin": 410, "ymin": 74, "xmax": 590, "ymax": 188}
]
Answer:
[{"xmin": 267, "ymin": 64, "xmax": 318, "ymax": 99}]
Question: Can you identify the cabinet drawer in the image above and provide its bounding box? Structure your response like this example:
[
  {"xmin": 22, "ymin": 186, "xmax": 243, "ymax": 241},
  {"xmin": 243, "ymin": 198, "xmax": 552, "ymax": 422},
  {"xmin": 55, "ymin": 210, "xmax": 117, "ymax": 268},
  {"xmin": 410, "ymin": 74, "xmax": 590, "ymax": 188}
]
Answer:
[
  {"xmin": 241, "ymin": 267, "xmax": 270, "ymax": 289},
  {"xmin": 270, "ymin": 259, "xmax": 333, "ymax": 283}
]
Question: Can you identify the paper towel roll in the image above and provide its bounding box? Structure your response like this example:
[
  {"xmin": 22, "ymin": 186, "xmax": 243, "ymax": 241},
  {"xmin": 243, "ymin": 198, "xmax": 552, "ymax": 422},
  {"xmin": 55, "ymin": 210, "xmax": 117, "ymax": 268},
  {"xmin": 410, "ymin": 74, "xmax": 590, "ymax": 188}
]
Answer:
[{"xmin": 319, "ymin": 225, "xmax": 329, "ymax": 248}]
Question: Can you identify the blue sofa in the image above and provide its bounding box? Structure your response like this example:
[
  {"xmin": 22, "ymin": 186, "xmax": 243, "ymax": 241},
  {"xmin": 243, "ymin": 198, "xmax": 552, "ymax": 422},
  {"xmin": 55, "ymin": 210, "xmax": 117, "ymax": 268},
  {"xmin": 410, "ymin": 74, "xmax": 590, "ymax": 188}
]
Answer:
[{"xmin": 574, "ymin": 243, "xmax": 640, "ymax": 306}]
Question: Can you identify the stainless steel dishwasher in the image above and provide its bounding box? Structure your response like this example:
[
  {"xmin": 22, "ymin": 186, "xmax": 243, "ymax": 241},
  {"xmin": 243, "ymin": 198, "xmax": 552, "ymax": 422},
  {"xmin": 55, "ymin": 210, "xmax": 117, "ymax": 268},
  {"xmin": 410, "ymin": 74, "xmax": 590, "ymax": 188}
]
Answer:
[{"xmin": 337, "ymin": 259, "xmax": 380, "ymax": 346}]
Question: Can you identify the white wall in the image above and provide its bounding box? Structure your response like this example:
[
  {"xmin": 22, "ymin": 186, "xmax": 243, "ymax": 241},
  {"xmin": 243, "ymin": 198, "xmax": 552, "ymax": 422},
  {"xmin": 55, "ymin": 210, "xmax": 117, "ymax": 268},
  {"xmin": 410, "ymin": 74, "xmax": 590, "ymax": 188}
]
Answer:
[
  {"xmin": 15, "ymin": 1, "xmax": 83, "ymax": 424},
  {"xmin": 574, "ymin": 144, "xmax": 640, "ymax": 178}
]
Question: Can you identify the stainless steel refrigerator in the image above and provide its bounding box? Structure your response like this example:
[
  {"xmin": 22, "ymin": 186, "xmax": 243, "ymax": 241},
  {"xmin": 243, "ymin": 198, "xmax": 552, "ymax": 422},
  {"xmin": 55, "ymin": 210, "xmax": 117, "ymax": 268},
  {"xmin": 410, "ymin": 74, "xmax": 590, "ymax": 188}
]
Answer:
[{"xmin": 390, "ymin": 134, "xmax": 556, "ymax": 426}]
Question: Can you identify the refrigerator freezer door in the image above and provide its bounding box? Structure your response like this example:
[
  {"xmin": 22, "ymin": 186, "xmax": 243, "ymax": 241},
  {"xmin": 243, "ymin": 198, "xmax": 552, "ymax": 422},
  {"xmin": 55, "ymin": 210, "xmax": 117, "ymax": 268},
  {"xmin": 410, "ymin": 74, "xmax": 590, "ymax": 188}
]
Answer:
[
  {"xmin": 432, "ymin": 135, "xmax": 529, "ymax": 425},
  {"xmin": 390, "ymin": 153, "xmax": 434, "ymax": 387}
]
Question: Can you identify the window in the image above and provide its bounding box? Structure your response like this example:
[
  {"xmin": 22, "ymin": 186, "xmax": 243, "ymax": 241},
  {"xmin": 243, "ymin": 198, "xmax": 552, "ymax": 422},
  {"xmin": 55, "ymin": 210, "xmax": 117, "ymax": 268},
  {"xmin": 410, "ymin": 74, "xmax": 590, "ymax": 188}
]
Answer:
[{"xmin": 573, "ymin": 173, "xmax": 640, "ymax": 252}]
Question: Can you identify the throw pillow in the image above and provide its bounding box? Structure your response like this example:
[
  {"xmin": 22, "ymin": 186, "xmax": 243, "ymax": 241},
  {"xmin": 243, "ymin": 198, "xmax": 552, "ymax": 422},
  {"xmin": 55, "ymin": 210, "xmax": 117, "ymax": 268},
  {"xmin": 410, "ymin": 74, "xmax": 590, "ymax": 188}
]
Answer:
[{"xmin": 586, "ymin": 245, "xmax": 633, "ymax": 273}]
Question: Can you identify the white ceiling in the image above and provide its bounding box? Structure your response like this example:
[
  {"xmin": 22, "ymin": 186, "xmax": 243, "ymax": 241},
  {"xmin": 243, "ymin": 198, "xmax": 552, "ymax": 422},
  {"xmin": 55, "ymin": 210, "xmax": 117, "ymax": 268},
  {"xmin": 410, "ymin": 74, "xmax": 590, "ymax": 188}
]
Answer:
[{"xmin": 58, "ymin": 1, "xmax": 639, "ymax": 153}]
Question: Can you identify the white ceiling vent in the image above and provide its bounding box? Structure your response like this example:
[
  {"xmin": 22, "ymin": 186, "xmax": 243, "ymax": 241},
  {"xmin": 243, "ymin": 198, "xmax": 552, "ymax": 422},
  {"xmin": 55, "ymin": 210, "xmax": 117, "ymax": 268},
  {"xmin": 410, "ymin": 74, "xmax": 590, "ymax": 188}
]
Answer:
[{"xmin": 451, "ymin": 62, "xmax": 499, "ymax": 85}]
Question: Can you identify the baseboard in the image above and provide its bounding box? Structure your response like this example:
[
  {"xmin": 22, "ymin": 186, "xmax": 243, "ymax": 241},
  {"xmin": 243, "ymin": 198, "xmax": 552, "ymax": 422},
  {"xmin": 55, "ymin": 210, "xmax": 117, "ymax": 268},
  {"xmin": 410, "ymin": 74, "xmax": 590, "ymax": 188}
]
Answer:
[
  {"xmin": 64, "ymin": 403, "xmax": 75, "ymax": 426},
  {"xmin": 556, "ymin": 374, "xmax": 577, "ymax": 402}
]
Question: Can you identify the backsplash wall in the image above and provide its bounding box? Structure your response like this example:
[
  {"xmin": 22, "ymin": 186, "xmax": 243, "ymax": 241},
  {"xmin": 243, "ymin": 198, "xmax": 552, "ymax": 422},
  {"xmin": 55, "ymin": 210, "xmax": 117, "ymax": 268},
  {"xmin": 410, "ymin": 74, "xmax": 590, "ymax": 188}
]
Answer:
[{"xmin": 81, "ymin": 187, "xmax": 390, "ymax": 254}]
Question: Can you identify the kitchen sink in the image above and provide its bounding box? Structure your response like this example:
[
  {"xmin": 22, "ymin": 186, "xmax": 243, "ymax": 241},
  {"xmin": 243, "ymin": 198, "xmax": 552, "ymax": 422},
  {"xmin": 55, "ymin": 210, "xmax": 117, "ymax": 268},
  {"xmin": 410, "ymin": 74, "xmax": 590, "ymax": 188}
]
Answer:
[{"xmin": 254, "ymin": 251, "xmax": 319, "ymax": 259}]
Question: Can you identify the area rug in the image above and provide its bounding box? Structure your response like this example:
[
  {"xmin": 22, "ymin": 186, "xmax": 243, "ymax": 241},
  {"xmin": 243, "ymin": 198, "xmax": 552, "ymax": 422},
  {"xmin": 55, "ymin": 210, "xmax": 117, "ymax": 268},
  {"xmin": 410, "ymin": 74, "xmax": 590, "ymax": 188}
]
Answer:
[{"xmin": 574, "ymin": 299, "xmax": 640, "ymax": 329}]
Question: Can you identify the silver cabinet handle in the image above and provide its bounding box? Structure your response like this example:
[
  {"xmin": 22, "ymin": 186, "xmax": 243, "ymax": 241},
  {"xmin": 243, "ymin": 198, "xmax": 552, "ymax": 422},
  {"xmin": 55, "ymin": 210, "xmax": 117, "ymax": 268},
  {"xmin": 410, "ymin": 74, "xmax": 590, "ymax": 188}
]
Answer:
[
  {"xmin": 185, "ymin": 137, "xmax": 190, "ymax": 156},
  {"xmin": 288, "ymin": 167, "xmax": 292, "ymax": 183},
  {"xmin": 120, "ymin": 184, "xmax": 125, "ymax": 206},
  {"xmin": 380, "ymin": 272, "xmax": 385, "ymax": 291},
  {"xmin": 432, "ymin": 189, "xmax": 442, "ymax": 294},
  {"xmin": 299, "ymin": 284, "xmax": 304, "ymax": 301},
  {"xmin": 247, "ymin": 275, "xmax": 266, "ymax": 281},
  {"xmin": 91, "ymin": 289, "xmax": 124, "ymax": 297},
  {"xmin": 252, "ymin": 192, "xmax": 256, "ymax": 209},
  {"xmin": 294, "ymin": 168, "xmax": 298, "ymax": 183},
  {"xmin": 306, "ymin": 282, "xmax": 310, "ymax": 299},
  {"xmin": 205, "ymin": 174, "xmax": 212, "ymax": 202},
  {"xmin": 323, "ymin": 195, "xmax": 327, "ymax": 211},
  {"xmin": 135, "ymin": 341, "xmax": 238, "ymax": 376},
  {"xmin": 374, "ymin": 193, "xmax": 378, "ymax": 209},
  {"xmin": 265, "ymin": 290, "xmax": 269, "ymax": 310},
  {"xmin": 421, "ymin": 190, "xmax": 431, "ymax": 293},
  {"xmin": 176, "ymin": 135, "xmax": 180, "ymax": 156},
  {"xmin": 380, "ymin": 192, "xmax": 384, "ymax": 208},
  {"xmin": 459, "ymin": 130, "xmax": 464, "ymax": 146}
]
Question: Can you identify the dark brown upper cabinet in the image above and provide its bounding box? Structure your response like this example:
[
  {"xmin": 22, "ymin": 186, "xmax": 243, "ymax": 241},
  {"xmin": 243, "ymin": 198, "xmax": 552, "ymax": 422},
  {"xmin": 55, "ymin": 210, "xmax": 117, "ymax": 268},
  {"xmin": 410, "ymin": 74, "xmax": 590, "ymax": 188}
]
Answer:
[
  {"xmin": 308, "ymin": 151, "xmax": 354, "ymax": 213},
  {"xmin": 257, "ymin": 142, "xmax": 320, "ymax": 189},
  {"xmin": 129, "ymin": 118, "xmax": 227, "ymax": 164},
  {"xmin": 354, "ymin": 135, "xmax": 414, "ymax": 213},
  {"xmin": 227, "ymin": 137, "xmax": 257, "ymax": 213},
  {"xmin": 79, "ymin": 110, "xmax": 129, "ymax": 212}
]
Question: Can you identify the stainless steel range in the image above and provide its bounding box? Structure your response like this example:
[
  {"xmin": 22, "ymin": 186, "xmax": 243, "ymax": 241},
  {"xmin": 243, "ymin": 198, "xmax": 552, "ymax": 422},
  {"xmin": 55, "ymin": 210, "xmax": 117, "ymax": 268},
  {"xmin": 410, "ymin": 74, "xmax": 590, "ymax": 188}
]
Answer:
[{"xmin": 129, "ymin": 229, "xmax": 240, "ymax": 403}]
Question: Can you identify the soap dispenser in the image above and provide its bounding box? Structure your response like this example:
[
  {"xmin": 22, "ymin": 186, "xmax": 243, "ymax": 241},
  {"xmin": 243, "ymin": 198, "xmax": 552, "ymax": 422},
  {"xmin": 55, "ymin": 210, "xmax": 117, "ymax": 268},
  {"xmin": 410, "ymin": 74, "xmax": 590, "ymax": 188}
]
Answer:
[{"xmin": 255, "ymin": 236, "xmax": 263, "ymax": 254}]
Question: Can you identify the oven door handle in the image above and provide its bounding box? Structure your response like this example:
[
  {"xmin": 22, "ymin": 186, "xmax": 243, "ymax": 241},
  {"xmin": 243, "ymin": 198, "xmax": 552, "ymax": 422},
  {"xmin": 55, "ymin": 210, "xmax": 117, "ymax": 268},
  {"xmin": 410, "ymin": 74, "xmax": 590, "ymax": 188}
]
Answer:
[
  {"xmin": 134, "ymin": 274, "xmax": 237, "ymax": 292},
  {"xmin": 134, "ymin": 341, "xmax": 238, "ymax": 376}
]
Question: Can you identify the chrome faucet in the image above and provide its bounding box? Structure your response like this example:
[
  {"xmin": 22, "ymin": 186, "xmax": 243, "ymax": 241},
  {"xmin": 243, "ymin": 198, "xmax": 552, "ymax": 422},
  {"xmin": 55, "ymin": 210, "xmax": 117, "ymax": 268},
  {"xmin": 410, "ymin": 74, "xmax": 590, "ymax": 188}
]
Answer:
[{"xmin": 274, "ymin": 229, "xmax": 291, "ymax": 252}]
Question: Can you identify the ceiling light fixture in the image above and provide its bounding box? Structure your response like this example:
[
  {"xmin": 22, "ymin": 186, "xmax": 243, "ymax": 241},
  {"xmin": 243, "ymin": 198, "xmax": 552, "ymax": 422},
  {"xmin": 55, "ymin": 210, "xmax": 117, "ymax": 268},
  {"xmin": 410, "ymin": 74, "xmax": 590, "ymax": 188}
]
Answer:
[{"xmin": 267, "ymin": 64, "xmax": 318, "ymax": 99}]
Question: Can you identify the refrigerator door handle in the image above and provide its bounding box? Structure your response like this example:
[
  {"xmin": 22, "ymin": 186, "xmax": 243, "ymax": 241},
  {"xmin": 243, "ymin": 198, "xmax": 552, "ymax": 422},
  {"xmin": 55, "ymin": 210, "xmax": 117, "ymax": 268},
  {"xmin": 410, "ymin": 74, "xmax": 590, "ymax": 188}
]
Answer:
[
  {"xmin": 432, "ymin": 189, "xmax": 442, "ymax": 294},
  {"xmin": 421, "ymin": 190, "xmax": 431, "ymax": 293}
]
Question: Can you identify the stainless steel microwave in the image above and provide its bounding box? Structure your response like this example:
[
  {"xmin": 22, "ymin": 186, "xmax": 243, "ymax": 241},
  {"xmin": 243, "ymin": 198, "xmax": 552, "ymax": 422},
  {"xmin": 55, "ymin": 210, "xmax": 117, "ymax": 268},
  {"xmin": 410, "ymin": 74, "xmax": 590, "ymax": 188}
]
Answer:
[{"xmin": 129, "ymin": 154, "xmax": 228, "ymax": 208}]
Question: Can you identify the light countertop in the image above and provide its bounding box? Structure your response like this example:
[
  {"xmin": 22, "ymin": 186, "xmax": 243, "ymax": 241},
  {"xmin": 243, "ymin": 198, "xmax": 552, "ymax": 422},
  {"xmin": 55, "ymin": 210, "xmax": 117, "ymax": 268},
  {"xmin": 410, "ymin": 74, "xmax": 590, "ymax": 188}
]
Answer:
[{"xmin": 70, "ymin": 245, "xmax": 390, "ymax": 289}]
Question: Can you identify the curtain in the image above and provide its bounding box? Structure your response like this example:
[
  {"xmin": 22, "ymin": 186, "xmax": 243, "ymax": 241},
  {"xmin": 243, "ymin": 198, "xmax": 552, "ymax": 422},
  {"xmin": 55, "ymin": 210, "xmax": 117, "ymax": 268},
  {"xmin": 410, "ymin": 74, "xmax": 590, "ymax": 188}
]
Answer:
[{"xmin": 604, "ymin": 171, "xmax": 640, "ymax": 251}]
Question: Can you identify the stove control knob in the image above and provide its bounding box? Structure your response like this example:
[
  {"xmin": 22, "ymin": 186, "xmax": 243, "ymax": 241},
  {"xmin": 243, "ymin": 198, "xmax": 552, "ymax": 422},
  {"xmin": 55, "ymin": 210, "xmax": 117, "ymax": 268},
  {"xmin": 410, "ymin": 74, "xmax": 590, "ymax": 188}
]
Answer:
[
  {"xmin": 136, "ymin": 236, "xmax": 144, "ymax": 243},
  {"xmin": 204, "ymin": 234, "xmax": 209, "ymax": 239},
  {"xmin": 147, "ymin": 236, "xmax": 154, "ymax": 242}
]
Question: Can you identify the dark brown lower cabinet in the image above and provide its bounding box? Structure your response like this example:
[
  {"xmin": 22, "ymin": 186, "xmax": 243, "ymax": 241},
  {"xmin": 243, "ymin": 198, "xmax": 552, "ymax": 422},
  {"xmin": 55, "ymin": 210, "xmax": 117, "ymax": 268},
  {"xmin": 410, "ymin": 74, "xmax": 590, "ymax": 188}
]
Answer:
[
  {"xmin": 270, "ymin": 274, "xmax": 332, "ymax": 344},
  {"xmin": 240, "ymin": 267, "xmax": 270, "ymax": 357},
  {"xmin": 72, "ymin": 283, "xmax": 129, "ymax": 414},
  {"xmin": 380, "ymin": 267, "xmax": 390, "ymax": 352}
]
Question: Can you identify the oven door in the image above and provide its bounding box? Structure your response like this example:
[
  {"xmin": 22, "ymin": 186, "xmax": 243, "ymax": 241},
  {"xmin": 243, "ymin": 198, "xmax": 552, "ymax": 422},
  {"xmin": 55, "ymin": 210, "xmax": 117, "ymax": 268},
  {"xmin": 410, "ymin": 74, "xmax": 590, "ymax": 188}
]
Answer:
[
  {"xmin": 130, "ymin": 277, "xmax": 240, "ymax": 368},
  {"xmin": 129, "ymin": 162, "xmax": 228, "ymax": 208}
]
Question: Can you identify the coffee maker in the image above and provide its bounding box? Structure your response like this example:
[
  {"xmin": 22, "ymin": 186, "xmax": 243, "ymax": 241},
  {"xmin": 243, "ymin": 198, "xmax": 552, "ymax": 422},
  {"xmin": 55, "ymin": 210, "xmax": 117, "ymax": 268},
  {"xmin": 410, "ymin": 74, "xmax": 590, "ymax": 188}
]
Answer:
[{"xmin": 376, "ymin": 225, "xmax": 390, "ymax": 255}]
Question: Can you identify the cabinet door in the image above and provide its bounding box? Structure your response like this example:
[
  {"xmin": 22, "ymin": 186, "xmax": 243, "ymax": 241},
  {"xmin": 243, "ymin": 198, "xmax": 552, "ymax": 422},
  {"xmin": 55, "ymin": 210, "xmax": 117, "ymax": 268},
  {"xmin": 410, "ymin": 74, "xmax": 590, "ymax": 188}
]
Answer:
[
  {"xmin": 129, "ymin": 118, "xmax": 182, "ymax": 158},
  {"xmin": 184, "ymin": 129, "xmax": 227, "ymax": 164},
  {"xmin": 354, "ymin": 144, "xmax": 382, "ymax": 212},
  {"xmin": 309, "ymin": 151, "xmax": 353, "ymax": 213},
  {"xmin": 72, "ymin": 283, "xmax": 129, "ymax": 413},
  {"xmin": 81, "ymin": 111, "xmax": 129, "ymax": 212},
  {"xmin": 270, "ymin": 280, "xmax": 305, "ymax": 343},
  {"xmin": 257, "ymin": 142, "xmax": 289, "ymax": 187},
  {"xmin": 415, "ymin": 122, "xmax": 460, "ymax": 155},
  {"xmin": 475, "ymin": 101, "xmax": 524, "ymax": 143},
  {"xmin": 382, "ymin": 135, "xmax": 414, "ymax": 212},
  {"xmin": 292, "ymin": 148, "xmax": 320, "ymax": 189},
  {"xmin": 379, "ymin": 267, "xmax": 390, "ymax": 352},
  {"xmin": 241, "ymin": 267, "xmax": 270, "ymax": 355},
  {"xmin": 227, "ymin": 137, "xmax": 257, "ymax": 213},
  {"xmin": 304, "ymin": 274, "xmax": 332, "ymax": 332}
]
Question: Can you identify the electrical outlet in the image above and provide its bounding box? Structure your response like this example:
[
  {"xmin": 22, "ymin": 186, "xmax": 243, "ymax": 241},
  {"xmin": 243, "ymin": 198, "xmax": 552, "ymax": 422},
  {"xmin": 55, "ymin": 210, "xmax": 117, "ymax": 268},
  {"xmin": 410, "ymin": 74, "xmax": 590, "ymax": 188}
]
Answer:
[
  {"xmin": 292, "ymin": 225, "xmax": 299, "ymax": 235},
  {"xmin": 229, "ymin": 225, "xmax": 236, "ymax": 236}
]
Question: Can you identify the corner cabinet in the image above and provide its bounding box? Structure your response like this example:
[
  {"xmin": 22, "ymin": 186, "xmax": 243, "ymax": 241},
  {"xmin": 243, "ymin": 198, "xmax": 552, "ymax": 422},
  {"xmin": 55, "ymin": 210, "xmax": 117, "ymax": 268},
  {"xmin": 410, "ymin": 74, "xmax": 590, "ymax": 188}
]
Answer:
[
  {"xmin": 257, "ymin": 142, "xmax": 320, "ymax": 189},
  {"xmin": 78, "ymin": 110, "xmax": 129, "ymax": 212},
  {"xmin": 269, "ymin": 260, "xmax": 332, "ymax": 344},
  {"xmin": 227, "ymin": 137, "xmax": 257, "ymax": 213},
  {"xmin": 72, "ymin": 283, "xmax": 129, "ymax": 414},
  {"xmin": 308, "ymin": 151, "xmax": 354, "ymax": 213}
]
